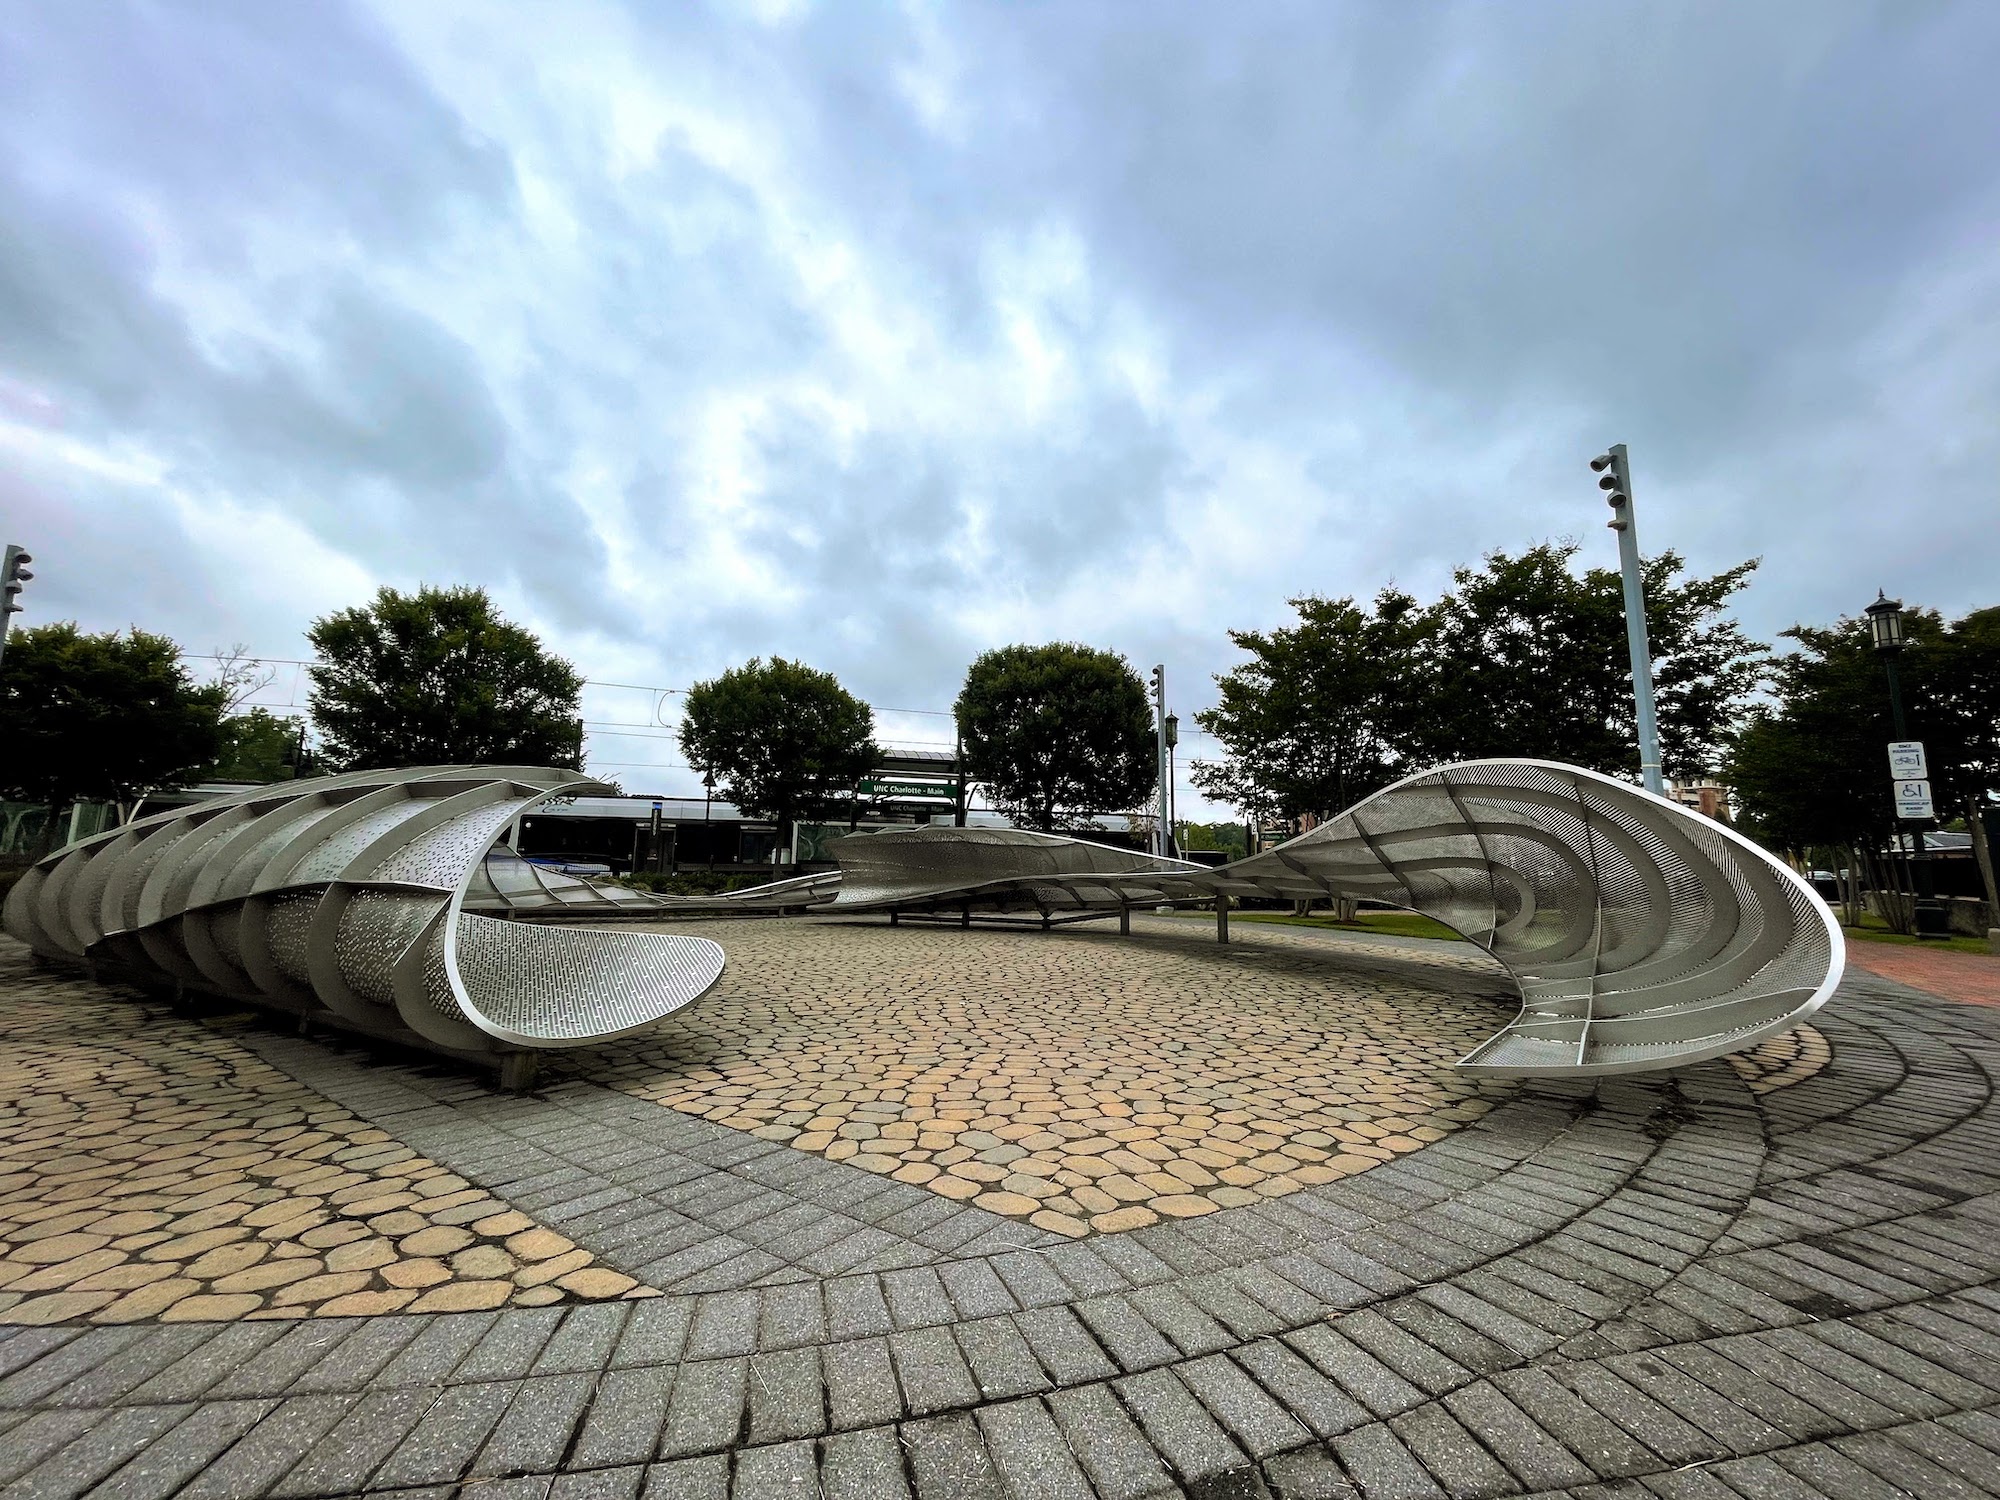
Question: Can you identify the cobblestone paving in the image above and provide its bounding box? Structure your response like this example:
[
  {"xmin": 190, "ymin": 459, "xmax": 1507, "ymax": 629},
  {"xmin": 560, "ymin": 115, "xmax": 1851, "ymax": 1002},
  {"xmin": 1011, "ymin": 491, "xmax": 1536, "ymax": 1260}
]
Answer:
[
  {"xmin": 0, "ymin": 922, "xmax": 1996, "ymax": 1499},
  {"xmin": 566, "ymin": 919, "xmax": 1515, "ymax": 1238},
  {"xmin": 0, "ymin": 951, "xmax": 647, "ymax": 1328}
]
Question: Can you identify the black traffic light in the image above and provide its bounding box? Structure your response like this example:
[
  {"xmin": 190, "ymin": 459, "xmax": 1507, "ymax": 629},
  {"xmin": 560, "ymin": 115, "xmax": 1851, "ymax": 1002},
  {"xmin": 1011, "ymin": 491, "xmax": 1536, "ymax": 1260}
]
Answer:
[
  {"xmin": 2, "ymin": 544, "xmax": 32, "ymax": 615},
  {"xmin": 1150, "ymin": 663, "xmax": 1165, "ymax": 704},
  {"xmin": 1589, "ymin": 447, "xmax": 1632, "ymax": 530}
]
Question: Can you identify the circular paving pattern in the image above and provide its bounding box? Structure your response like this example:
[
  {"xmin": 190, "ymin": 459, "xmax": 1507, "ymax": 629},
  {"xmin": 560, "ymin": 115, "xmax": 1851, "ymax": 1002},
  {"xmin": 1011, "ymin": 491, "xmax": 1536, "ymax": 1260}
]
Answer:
[
  {"xmin": 566, "ymin": 917, "xmax": 1517, "ymax": 1237},
  {"xmin": 0, "ymin": 949, "xmax": 652, "ymax": 1327}
]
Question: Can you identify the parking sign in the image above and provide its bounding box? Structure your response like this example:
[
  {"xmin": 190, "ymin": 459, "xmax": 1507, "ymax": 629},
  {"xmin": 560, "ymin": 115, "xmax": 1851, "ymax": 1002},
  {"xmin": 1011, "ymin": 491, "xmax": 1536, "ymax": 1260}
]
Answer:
[
  {"xmin": 1893, "ymin": 778, "xmax": 1934, "ymax": 819},
  {"xmin": 1888, "ymin": 741, "xmax": 1927, "ymax": 779}
]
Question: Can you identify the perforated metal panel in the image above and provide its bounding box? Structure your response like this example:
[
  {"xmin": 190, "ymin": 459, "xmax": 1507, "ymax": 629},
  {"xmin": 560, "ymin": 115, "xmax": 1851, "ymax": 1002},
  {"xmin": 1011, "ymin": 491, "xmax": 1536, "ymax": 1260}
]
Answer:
[
  {"xmin": 2, "ymin": 765, "xmax": 729, "ymax": 1064},
  {"xmin": 794, "ymin": 759, "xmax": 1845, "ymax": 1078}
]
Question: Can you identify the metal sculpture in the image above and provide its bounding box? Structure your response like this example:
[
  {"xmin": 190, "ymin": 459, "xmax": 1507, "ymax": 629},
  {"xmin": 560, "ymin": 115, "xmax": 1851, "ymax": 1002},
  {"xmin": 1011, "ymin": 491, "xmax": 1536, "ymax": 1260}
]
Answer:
[
  {"xmin": 4, "ymin": 758, "xmax": 1842, "ymax": 1083},
  {"xmin": 810, "ymin": 761, "xmax": 1844, "ymax": 1076},
  {"xmin": 2, "ymin": 766, "xmax": 724, "ymax": 1082}
]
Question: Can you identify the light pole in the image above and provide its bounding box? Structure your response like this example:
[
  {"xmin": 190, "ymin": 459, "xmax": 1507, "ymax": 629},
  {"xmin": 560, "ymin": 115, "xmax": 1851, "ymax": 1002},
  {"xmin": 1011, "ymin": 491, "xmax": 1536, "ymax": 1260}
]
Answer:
[
  {"xmin": 1866, "ymin": 592, "xmax": 1949, "ymax": 938},
  {"xmin": 1149, "ymin": 665, "xmax": 1170, "ymax": 858},
  {"xmin": 703, "ymin": 769, "xmax": 715, "ymax": 872},
  {"xmin": 1, "ymin": 544, "xmax": 32, "ymax": 673},
  {"xmin": 1589, "ymin": 447, "xmax": 1665, "ymax": 796}
]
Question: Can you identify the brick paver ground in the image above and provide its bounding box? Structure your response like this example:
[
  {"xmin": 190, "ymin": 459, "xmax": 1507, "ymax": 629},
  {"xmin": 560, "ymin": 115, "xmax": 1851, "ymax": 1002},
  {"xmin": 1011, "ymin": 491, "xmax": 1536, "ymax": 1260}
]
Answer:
[
  {"xmin": 1, "ymin": 916, "xmax": 1995, "ymax": 1498},
  {"xmin": 1847, "ymin": 940, "xmax": 2000, "ymax": 1008}
]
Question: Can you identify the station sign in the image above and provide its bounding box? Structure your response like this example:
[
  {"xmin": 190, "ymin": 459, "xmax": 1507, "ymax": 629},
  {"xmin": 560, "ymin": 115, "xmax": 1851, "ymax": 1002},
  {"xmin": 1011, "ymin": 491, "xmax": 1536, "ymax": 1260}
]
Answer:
[
  {"xmin": 858, "ymin": 779, "xmax": 959, "ymax": 801},
  {"xmin": 1887, "ymin": 741, "xmax": 1927, "ymax": 779},
  {"xmin": 1893, "ymin": 778, "xmax": 1934, "ymax": 820}
]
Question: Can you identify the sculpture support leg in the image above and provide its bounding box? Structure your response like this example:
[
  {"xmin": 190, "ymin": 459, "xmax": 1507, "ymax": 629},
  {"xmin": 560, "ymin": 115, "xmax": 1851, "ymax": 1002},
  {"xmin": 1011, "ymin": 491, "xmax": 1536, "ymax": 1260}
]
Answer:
[
  {"xmin": 1120, "ymin": 906, "xmax": 1130, "ymax": 936},
  {"xmin": 1216, "ymin": 896, "xmax": 1230, "ymax": 944},
  {"xmin": 499, "ymin": 1052, "xmax": 539, "ymax": 1092}
]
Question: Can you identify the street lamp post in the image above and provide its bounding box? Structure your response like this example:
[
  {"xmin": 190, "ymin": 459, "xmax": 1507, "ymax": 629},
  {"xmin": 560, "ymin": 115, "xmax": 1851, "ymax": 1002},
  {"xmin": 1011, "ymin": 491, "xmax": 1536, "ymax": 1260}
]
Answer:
[
  {"xmin": 1164, "ymin": 712, "xmax": 1179, "ymax": 858},
  {"xmin": 1589, "ymin": 447, "xmax": 1665, "ymax": 796},
  {"xmin": 1866, "ymin": 592, "xmax": 1949, "ymax": 938}
]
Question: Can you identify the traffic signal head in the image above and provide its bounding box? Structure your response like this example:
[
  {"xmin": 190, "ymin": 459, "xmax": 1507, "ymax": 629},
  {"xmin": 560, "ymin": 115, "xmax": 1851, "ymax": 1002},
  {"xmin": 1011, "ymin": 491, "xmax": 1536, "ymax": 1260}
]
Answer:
[
  {"xmin": 1590, "ymin": 447, "xmax": 1630, "ymax": 530},
  {"xmin": 2, "ymin": 545, "xmax": 31, "ymax": 615}
]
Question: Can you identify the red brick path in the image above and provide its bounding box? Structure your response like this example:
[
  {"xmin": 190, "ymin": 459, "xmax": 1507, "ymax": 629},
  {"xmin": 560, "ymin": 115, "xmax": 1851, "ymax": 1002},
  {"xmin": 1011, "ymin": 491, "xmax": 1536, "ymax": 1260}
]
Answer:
[{"xmin": 1846, "ymin": 941, "xmax": 2000, "ymax": 1008}]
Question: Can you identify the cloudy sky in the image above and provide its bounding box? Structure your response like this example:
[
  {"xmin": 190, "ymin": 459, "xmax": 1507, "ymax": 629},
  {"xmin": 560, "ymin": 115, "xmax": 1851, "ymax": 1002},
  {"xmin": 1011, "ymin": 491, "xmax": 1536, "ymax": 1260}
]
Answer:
[{"xmin": 2, "ymin": 1, "xmax": 1994, "ymax": 812}]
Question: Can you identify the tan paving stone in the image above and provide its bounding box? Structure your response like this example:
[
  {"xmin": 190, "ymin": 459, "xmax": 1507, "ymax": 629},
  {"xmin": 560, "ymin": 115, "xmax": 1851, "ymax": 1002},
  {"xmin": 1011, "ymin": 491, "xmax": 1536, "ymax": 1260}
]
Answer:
[
  {"xmin": 0, "ymin": 955, "xmax": 665, "ymax": 1327},
  {"xmin": 409, "ymin": 1280, "xmax": 515, "ymax": 1312}
]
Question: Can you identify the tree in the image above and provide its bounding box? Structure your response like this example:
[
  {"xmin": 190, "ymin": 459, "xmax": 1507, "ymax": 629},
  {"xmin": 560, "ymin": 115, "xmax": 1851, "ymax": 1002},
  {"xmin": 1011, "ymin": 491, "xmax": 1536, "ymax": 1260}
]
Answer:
[
  {"xmin": 1191, "ymin": 592, "xmax": 1428, "ymax": 823},
  {"xmin": 206, "ymin": 708, "xmax": 305, "ymax": 783},
  {"xmin": 306, "ymin": 586, "xmax": 584, "ymax": 771},
  {"xmin": 1413, "ymin": 544, "xmax": 1765, "ymax": 780},
  {"xmin": 677, "ymin": 658, "xmax": 879, "ymax": 849},
  {"xmin": 1729, "ymin": 604, "xmax": 2000, "ymax": 928},
  {"xmin": 0, "ymin": 623, "xmax": 226, "ymax": 842},
  {"xmin": 1178, "ymin": 821, "xmax": 1249, "ymax": 861},
  {"xmin": 955, "ymin": 644, "xmax": 1156, "ymax": 832}
]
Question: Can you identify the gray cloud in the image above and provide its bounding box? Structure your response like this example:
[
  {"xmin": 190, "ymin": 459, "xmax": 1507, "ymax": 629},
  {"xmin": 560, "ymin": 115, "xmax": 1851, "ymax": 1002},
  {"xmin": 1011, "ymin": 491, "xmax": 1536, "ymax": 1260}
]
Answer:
[{"xmin": 0, "ymin": 0, "xmax": 1993, "ymax": 802}]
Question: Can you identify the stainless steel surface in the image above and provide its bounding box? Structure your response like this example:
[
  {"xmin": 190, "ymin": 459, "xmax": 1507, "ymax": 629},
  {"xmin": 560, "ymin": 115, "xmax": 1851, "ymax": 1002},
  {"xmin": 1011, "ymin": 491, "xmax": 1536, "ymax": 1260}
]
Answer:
[
  {"xmin": 810, "ymin": 760, "xmax": 1844, "ymax": 1077},
  {"xmin": 3, "ymin": 766, "xmax": 725, "ymax": 1059}
]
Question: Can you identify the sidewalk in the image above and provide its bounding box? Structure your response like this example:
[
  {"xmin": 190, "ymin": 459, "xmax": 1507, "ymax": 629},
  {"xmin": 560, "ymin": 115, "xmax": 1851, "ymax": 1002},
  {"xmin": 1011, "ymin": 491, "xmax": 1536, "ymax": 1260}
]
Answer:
[{"xmin": 1845, "ymin": 938, "xmax": 2000, "ymax": 1008}]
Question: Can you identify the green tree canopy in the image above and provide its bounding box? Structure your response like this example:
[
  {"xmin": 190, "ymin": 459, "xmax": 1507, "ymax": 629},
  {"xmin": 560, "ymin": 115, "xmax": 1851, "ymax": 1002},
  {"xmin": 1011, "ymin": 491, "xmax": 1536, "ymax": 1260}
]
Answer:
[
  {"xmin": 677, "ymin": 658, "xmax": 879, "ymax": 845},
  {"xmin": 0, "ymin": 623, "xmax": 225, "ymax": 827},
  {"xmin": 306, "ymin": 586, "xmax": 584, "ymax": 771},
  {"xmin": 1412, "ymin": 544, "xmax": 1766, "ymax": 778},
  {"xmin": 1191, "ymin": 591, "xmax": 1427, "ymax": 822},
  {"xmin": 205, "ymin": 707, "xmax": 305, "ymax": 784},
  {"xmin": 955, "ymin": 643, "xmax": 1156, "ymax": 832},
  {"xmin": 1729, "ymin": 604, "xmax": 1997, "ymax": 861},
  {"xmin": 1190, "ymin": 545, "xmax": 1766, "ymax": 821}
]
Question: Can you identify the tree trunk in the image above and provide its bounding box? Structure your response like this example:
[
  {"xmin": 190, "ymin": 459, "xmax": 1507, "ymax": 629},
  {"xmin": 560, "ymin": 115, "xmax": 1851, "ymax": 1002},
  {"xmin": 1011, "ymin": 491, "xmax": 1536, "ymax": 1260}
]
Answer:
[{"xmin": 1969, "ymin": 797, "xmax": 2000, "ymax": 929}]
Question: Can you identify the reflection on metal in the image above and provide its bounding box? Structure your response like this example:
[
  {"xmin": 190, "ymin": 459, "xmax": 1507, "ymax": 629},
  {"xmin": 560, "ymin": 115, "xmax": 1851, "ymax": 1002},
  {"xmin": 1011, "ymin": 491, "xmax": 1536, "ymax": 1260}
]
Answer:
[
  {"xmin": 812, "ymin": 761, "xmax": 1845, "ymax": 1078},
  {"xmin": 466, "ymin": 851, "xmax": 840, "ymax": 920},
  {"xmin": 3, "ymin": 766, "xmax": 724, "ymax": 1067}
]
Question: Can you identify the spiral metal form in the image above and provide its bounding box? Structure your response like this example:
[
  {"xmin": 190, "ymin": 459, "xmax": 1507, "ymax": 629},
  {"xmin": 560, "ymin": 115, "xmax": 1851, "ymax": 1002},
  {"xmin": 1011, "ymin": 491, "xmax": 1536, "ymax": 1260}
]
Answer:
[
  {"xmin": 2, "ymin": 766, "xmax": 724, "ymax": 1061},
  {"xmin": 816, "ymin": 760, "xmax": 1845, "ymax": 1077}
]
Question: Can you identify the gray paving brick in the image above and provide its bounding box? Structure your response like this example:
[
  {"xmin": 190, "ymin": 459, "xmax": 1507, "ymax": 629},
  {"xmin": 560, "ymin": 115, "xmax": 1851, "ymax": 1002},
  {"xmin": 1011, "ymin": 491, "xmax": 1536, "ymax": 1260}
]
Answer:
[
  {"xmin": 825, "ymin": 1337, "xmax": 903, "ymax": 1432},
  {"xmin": 7, "ymin": 1402, "xmax": 190, "ymax": 1500},
  {"xmin": 1332, "ymin": 1422, "xmax": 1447, "ymax": 1500},
  {"xmin": 820, "ymin": 1425, "xmax": 913, "ymax": 1500},
  {"xmin": 178, "ymin": 1395, "xmax": 357, "ymax": 1500},
  {"xmin": 891, "ymin": 1325, "xmax": 981, "ymax": 1416},
  {"xmin": 1015, "ymin": 1304, "xmax": 1119, "ymax": 1385},
  {"xmin": 0, "ymin": 1411, "xmax": 101, "ymax": 1487},
  {"xmin": 269, "ymin": 1385, "xmax": 438, "ymax": 1498},
  {"xmin": 1287, "ymin": 1323, "xmax": 1427, "ymax": 1417},
  {"xmin": 826, "ymin": 1276, "xmax": 896, "ymax": 1340},
  {"xmin": 1046, "ymin": 1384, "xmax": 1180, "ymax": 1500},
  {"xmin": 573, "ymin": 1366, "xmax": 674, "ymax": 1468},
  {"xmin": 205, "ymin": 1321, "xmax": 358, "ymax": 1399},
  {"xmin": 1076, "ymin": 1294, "xmax": 1183, "ymax": 1372},
  {"xmin": 369, "ymin": 1381, "xmax": 514, "ymax": 1489},
  {"xmin": 977, "ymin": 1397, "xmax": 1095, "ymax": 1500},
  {"xmin": 685, "ymin": 1290, "xmax": 762, "ymax": 1360},
  {"xmin": 939, "ymin": 1257, "xmax": 1020, "ymax": 1320},
  {"xmin": 1235, "ymin": 1337, "xmax": 1370, "ymax": 1440},
  {"xmin": 89, "ymin": 1399, "xmax": 273, "ymax": 1500},
  {"xmin": 1178, "ymin": 1353, "xmax": 1314, "ymax": 1459},
  {"xmin": 534, "ymin": 1302, "xmax": 631, "ymax": 1374},
  {"xmin": 126, "ymin": 1324, "xmax": 289, "ymax": 1404},
  {"xmin": 1115, "ymin": 1366, "xmax": 1253, "ymax": 1485},
  {"xmin": 731, "ymin": 1437, "xmax": 820, "ymax": 1495},
  {"xmin": 1387, "ymin": 1401, "xmax": 1516, "ymax": 1499},
  {"xmin": 1488, "ymin": 1367, "xmax": 1658, "ymax": 1478},
  {"xmin": 455, "ymin": 1307, "xmax": 567, "ymax": 1384},
  {"xmin": 659, "ymin": 1358, "xmax": 749, "ymax": 1460},
  {"xmin": 954, "ymin": 1315, "xmax": 1050, "ymax": 1401},
  {"xmin": 550, "ymin": 1465, "xmax": 647, "ymax": 1500},
  {"xmin": 991, "ymin": 1250, "xmax": 1076, "ymax": 1309},
  {"xmin": 903, "ymin": 1410, "xmax": 1007, "ymax": 1499},
  {"xmin": 641, "ymin": 1452, "xmax": 731, "ymax": 1498},
  {"xmin": 746, "ymin": 1346, "xmax": 825, "ymax": 1444},
  {"xmin": 756, "ymin": 1281, "xmax": 826, "ymax": 1350},
  {"xmin": 1440, "ymin": 1384, "xmax": 1592, "ymax": 1496},
  {"xmin": 471, "ymin": 1370, "xmax": 597, "ymax": 1477},
  {"xmin": 377, "ymin": 1312, "xmax": 500, "ymax": 1387}
]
